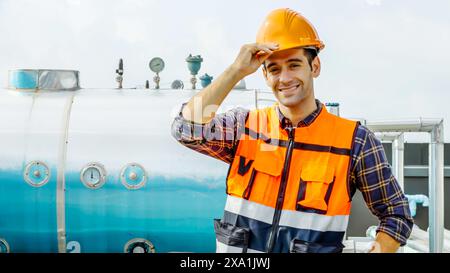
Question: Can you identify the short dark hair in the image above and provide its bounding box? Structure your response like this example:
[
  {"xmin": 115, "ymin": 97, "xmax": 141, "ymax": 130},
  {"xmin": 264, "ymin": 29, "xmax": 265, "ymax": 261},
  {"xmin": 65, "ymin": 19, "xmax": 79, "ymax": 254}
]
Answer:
[
  {"xmin": 263, "ymin": 47, "xmax": 318, "ymax": 70},
  {"xmin": 303, "ymin": 47, "xmax": 318, "ymax": 69}
]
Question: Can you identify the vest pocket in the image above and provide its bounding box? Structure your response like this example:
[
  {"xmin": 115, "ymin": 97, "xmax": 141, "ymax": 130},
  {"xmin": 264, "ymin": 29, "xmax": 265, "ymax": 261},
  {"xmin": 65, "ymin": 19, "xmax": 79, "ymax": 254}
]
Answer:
[
  {"xmin": 247, "ymin": 149, "xmax": 284, "ymax": 201},
  {"xmin": 227, "ymin": 148, "xmax": 283, "ymax": 200},
  {"xmin": 226, "ymin": 155, "xmax": 255, "ymax": 198},
  {"xmin": 296, "ymin": 166, "xmax": 335, "ymax": 214},
  {"xmin": 214, "ymin": 219, "xmax": 250, "ymax": 253},
  {"xmin": 242, "ymin": 169, "xmax": 257, "ymax": 200},
  {"xmin": 289, "ymin": 238, "xmax": 344, "ymax": 253}
]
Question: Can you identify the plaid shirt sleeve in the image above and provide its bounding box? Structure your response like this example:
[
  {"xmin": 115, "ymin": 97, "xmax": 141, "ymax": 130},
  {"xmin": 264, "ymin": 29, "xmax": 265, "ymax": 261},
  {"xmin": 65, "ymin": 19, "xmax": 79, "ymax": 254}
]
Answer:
[
  {"xmin": 171, "ymin": 103, "xmax": 249, "ymax": 164},
  {"xmin": 351, "ymin": 124, "xmax": 414, "ymax": 246}
]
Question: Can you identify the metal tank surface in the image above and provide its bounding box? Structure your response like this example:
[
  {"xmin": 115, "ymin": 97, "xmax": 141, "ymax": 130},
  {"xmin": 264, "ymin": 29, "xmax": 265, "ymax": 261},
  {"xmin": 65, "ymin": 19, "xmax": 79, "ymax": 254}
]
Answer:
[{"xmin": 0, "ymin": 69, "xmax": 268, "ymax": 253}]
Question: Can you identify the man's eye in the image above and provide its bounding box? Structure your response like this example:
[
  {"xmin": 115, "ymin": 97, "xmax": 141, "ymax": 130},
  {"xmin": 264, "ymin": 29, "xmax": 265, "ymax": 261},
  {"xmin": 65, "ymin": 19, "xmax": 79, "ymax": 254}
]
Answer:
[
  {"xmin": 269, "ymin": 69, "xmax": 280, "ymax": 73},
  {"xmin": 290, "ymin": 64, "xmax": 301, "ymax": 68}
]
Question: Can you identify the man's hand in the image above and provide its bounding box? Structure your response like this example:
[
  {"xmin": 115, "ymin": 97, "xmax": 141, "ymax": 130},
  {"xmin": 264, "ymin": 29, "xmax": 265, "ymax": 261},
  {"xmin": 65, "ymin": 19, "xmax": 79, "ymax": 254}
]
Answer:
[
  {"xmin": 368, "ymin": 231, "xmax": 401, "ymax": 253},
  {"xmin": 181, "ymin": 43, "xmax": 278, "ymax": 124},
  {"xmin": 230, "ymin": 43, "xmax": 279, "ymax": 78}
]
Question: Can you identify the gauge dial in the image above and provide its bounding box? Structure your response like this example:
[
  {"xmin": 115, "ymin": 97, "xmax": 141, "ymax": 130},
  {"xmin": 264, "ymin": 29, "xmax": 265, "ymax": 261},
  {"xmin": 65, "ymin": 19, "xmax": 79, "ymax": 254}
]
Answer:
[
  {"xmin": 80, "ymin": 163, "xmax": 106, "ymax": 189},
  {"xmin": 149, "ymin": 57, "xmax": 165, "ymax": 73}
]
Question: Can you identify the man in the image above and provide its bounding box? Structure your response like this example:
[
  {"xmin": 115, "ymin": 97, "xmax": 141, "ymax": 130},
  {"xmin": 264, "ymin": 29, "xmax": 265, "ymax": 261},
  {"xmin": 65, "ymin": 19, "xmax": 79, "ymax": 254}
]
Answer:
[{"xmin": 171, "ymin": 8, "xmax": 413, "ymax": 253}]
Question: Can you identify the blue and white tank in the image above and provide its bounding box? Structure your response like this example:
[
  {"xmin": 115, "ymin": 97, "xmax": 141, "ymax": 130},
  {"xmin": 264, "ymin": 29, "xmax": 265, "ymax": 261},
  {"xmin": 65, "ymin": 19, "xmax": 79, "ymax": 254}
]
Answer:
[{"xmin": 0, "ymin": 69, "xmax": 275, "ymax": 253}]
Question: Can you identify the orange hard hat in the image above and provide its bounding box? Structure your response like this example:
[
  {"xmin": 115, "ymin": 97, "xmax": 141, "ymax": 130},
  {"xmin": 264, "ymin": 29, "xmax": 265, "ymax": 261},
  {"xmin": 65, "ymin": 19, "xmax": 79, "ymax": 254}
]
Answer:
[{"xmin": 256, "ymin": 8, "xmax": 325, "ymax": 52}]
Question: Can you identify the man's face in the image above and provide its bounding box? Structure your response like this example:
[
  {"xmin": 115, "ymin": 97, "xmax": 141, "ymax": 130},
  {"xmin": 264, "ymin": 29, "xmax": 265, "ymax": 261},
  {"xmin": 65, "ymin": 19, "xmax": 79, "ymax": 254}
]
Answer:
[{"xmin": 263, "ymin": 48, "xmax": 320, "ymax": 108}]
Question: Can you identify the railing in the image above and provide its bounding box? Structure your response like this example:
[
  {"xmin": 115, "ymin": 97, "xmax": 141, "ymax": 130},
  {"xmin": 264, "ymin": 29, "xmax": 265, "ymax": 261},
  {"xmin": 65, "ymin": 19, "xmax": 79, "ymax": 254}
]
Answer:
[{"xmin": 366, "ymin": 119, "xmax": 445, "ymax": 253}]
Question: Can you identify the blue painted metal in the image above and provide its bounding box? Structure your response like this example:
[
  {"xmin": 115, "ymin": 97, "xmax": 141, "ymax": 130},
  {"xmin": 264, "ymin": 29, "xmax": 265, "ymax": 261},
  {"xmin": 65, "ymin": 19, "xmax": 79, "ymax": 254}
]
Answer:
[
  {"xmin": 0, "ymin": 86, "xmax": 258, "ymax": 253},
  {"xmin": 200, "ymin": 73, "xmax": 213, "ymax": 88},
  {"xmin": 186, "ymin": 55, "xmax": 203, "ymax": 75},
  {"xmin": 0, "ymin": 167, "xmax": 226, "ymax": 252},
  {"xmin": 0, "ymin": 167, "xmax": 58, "ymax": 252},
  {"xmin": 0, "ymin": 239, "xmax": 9, "ymax": 253},
  {"xmin": 9, "ymin": 70, "xmax": 38, "ymax": 89},
  {"xmin": 405, "ymin": 194, "xmax": 429, "ymax": 217},
  {"xmin": 64, "ymin": 172, "xmax": 226, "ymax": 252},
  {"xmin": 25, "ymin": 162, "xmax": 50, "ymax": 186},
  {"xmin": 122, "ymin": 164, "xmax": 146, "ymax": 188}
]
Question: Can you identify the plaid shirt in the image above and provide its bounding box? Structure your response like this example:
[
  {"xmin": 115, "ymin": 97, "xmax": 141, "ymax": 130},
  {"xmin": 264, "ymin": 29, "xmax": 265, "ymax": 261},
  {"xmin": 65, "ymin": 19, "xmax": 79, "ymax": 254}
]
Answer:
[{"xmin": 171, "ymin": 100, "xmax": 413, "ymax": 246}]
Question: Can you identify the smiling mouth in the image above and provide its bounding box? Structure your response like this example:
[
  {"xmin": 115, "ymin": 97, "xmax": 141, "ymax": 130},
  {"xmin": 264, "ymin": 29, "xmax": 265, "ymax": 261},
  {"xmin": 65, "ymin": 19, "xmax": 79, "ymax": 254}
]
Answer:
[{"xmin": 278, "ymin": 84, "xmax": 300, "ymax": 92}]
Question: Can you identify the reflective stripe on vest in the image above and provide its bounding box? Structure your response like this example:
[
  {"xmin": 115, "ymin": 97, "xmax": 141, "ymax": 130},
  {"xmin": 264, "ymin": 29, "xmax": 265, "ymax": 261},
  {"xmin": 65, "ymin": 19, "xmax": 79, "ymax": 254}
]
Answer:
[
  {"xmin": 219, "ymin": 105, "xmax": 358, "ymax": 253},
  {"xmin": 225, "ymin": 195, "xmax": 349, "ymax": 232}
]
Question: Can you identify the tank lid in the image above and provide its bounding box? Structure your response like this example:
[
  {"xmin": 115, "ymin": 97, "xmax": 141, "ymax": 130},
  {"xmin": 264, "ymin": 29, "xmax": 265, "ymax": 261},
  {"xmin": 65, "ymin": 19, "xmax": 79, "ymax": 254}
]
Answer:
[{"xmin": 8, "ymin": 69, "xmax": 80, "ymax": 91}]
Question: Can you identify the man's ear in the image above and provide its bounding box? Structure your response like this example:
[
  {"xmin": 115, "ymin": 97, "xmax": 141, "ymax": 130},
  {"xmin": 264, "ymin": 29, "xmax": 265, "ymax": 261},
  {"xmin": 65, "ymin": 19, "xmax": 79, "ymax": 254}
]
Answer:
[{"xmin": 311, "ymin": 56, "xmax": 321, "ymax": 78}]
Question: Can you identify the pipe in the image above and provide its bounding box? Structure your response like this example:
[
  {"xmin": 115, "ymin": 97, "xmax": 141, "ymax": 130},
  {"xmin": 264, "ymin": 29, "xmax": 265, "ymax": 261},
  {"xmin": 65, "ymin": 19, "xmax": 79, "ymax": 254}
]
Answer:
[
  {"xmin": 406, "ymin": 240, "xmax": 429, "ymax": 253},
  {"xmin": 429, "ymin": 120, "xmax": 444, "ymax": 253},
  {"xmin": 410, "ymin": 224, "xmax": 450, "ymax": 252},
  {"xmin": 376, "ymin": 132, "xmax": 402, "ymax": 141},
  {"xmin": 410, "ymin": 225, "xmax": 429, "ymax": 242},
  {"xmin": 405, "ymin": 194, "xmax": 429, "ymax": 217},
  {"xmin": 396, "ymin": 133, "xmax": 405, "ymax": 190},
  {"xmin": 366, "ymin": 118, "xmax": 443, "ymax": 132},
  {"xmin": 368, "ymin": 118, "xmax": 444, "ymax": 253},
  {"xmin": 255, "ymin": 89, "xmax": 276, "ymax": 109},
  {"xmin": 445, "ymin": 229, "xmax": 450, "ymax": 241},
  {"xmin": 376, "ymin": 133, "xmax": 405, "ymax": 190}
]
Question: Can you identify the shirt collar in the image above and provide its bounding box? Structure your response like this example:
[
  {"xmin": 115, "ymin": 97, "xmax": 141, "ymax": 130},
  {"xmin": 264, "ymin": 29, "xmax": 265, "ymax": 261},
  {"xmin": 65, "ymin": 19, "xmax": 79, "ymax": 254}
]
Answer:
[{"xmin": 276, "ymin": 99, "xmax": 323, "ymax": 128}]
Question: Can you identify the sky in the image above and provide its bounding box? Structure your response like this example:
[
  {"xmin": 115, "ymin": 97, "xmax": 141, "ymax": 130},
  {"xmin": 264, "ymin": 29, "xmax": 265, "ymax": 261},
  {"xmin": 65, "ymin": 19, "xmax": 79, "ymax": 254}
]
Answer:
[{"xmin": 1, "ymin": 0, "xmax": 450, "ymax": 141}]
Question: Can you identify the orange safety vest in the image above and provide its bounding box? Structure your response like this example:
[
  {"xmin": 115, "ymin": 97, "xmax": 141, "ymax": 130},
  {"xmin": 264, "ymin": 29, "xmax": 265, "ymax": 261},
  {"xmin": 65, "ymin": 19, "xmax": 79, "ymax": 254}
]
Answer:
[{"xmin": 214, "ymin": 104, "xmax": 358, "ymax": 253}]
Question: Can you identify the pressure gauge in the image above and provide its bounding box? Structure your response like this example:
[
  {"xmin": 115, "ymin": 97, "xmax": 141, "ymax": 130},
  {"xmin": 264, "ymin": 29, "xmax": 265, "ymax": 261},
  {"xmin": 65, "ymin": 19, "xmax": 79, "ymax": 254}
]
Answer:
[
  {"xmin": 24, "ymin": 161, "xmax": 50, "ymax": 187},
  {"xmin": 124, "ymin": 238, "xmax": 155, "ymax": 253},
  {"xmin": 149, "ymin": 57, "xmax": 165, "ymax": 73},
  {"xmin": 80, "ymin": 163, "xmax": 106, "ymax": 189}
]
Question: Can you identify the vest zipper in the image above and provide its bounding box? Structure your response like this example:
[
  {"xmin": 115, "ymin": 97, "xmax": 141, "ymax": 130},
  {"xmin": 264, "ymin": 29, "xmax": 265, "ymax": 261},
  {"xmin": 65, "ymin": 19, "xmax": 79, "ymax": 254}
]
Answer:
[{"xmin": 266, "ymin": 126, "xmax": 295, "ymax": 253}]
